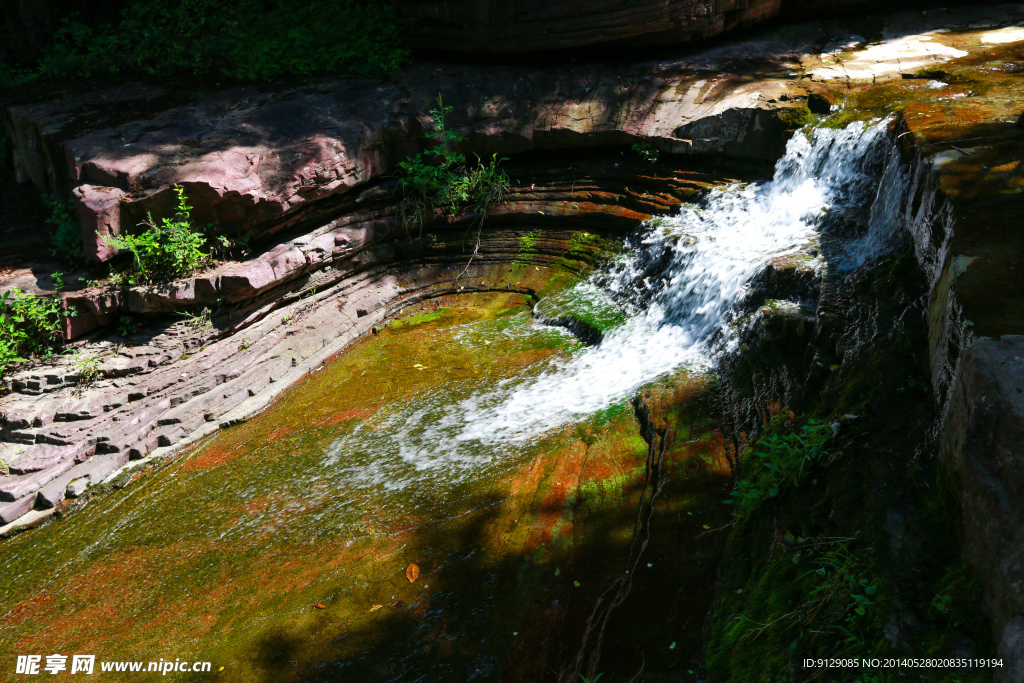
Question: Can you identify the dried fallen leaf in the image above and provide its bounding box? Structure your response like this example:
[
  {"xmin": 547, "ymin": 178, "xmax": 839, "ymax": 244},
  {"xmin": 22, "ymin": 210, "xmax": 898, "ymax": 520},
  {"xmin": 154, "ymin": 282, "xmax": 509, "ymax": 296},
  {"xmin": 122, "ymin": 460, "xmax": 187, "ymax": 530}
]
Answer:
[
  {"xmin": 406, "ymin": 563, "xmax": 421, "ymax": 583},
  {"xmin": 369, "ymin": 604, "xmax": 382, "ymax": 612},
  {"xmin": 313, "ymin": 603, "xmax": 326, "ymax": 610}
]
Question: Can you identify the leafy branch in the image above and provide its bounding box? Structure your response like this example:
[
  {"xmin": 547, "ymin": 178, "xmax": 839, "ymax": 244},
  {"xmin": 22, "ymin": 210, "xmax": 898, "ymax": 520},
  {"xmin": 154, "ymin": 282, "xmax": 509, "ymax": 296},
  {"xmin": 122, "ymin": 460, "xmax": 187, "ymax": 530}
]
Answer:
[
  {"xmin": 397, "ymin": 96, "xmax": 510, "ymax": 278},
  {"xmin": 725, "ymin": 419, "xmax": 834, "ymax": 518}
]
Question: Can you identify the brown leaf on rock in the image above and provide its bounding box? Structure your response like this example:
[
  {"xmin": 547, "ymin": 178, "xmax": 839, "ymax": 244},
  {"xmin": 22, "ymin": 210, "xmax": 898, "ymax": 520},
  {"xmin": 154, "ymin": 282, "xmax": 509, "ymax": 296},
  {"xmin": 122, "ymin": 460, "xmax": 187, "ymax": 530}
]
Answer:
[
  {"xmin": 313, "ymin": 603, "xmax": 326, "ymax": 610},
  {"xmin": 406, "ymin": 563, "xmax": 420, "ymax": 583}
]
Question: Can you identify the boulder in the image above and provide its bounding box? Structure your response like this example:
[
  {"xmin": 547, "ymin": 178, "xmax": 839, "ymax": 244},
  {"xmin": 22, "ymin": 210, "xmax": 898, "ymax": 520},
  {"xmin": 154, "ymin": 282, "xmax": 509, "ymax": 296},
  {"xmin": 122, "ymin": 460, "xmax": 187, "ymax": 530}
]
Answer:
[
  {"xmin": 997, "ymin": 615, "xmax": 1024, "ymax": 683},
  {"xmin": 72, "ymin": 184, "xmax": 127, "ymax": 262},
  {"xmin": 941, "ymin": 335, "xmax": 1024, "ymax": 652}
]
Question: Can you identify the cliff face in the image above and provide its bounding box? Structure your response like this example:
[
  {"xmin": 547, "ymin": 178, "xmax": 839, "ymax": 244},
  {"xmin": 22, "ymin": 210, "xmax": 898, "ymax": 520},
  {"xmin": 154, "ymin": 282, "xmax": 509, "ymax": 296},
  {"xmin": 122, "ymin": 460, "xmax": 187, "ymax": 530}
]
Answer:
[
  {"xmin": 391, "ymin": 0, "xmax": 932, "ymax": 53},
  {"xmin": 392, "ymin": 0, "xmax": 780, "ymax": 53}
]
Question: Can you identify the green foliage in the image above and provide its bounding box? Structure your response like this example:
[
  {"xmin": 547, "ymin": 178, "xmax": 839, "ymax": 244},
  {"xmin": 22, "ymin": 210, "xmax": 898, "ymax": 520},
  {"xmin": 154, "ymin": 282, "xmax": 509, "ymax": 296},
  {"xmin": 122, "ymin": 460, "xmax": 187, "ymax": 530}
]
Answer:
[
  {"xmin": 19, "ymin": 0, "xmax": 407, "ymax": 86},
  {"xmin": 631, "ymin": 141, "xmax": 660, "ymax": 163},
  {"xmin": 206, "ymin": 230, "xmax": 251, "ymax": 262},
  {"xmin": 76, "ymin": 356, "xmax": 102, "ymax": 387},
  {"xmin": 397, "ymin": 97, "xmax": 510, "ymax": 231},
  {"xmin": 722, "ymin": 536, "xmax": 881, "ymax": 677},
  {"xmin": 51, "ymin": 272, "xmax": 66, "ymax": 292},
  {"xmin": 931, "ymin": 593, "xmax": 952, "ymax": 614},
  {"xmin": 177, "ymin": 306, "xmax": 213, "ymax": 333},
  {"xmin": 0, "ymin": 288, "xmax": 69, "ymax": 378},
  {"xmin": 117, "ymin": 314, "xmax": 142, "ymax": 338},
  {"xmin": 726, "ymin": 420, "xmax": 833, "ymax": 518},
  {"xmin": 106, "ymin": 185, "xmax": 208, "ymax": 285},
  {"xmin": 45, "ymin": 195, "xmax": 84, "ymax": 262}
]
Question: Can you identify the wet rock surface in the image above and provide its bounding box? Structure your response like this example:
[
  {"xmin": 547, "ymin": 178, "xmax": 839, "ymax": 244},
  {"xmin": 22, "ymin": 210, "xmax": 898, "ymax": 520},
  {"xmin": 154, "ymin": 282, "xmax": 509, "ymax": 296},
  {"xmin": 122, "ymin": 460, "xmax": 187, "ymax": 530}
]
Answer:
[{"xmin": 0, "ymin": 296, "xmax": 732, "ymax": 681}]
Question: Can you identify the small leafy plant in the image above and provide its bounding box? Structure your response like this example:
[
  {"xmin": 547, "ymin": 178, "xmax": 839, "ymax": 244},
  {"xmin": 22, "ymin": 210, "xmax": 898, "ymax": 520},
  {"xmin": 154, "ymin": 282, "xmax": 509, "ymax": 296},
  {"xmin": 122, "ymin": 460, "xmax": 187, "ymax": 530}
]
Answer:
[
  {"xmin": 177, "ymin": 307, "xmax": 213, "ymax": 334},
  {"xmin": 106, "ymin": 185, "xmax": 209, "ymax": 285},
  {"xmin": 46, "ymin": 195, "xmax": 83, "ymax": 262},
  {"xmin": 397, "ymin": 97, "xmax": 510, "ymax": 233},
  {"xmin": 729, "ymin": 536, "xmax": 879, "ymax": 664},
  {"xmin": 726, "ymin": 419, "xmax": 833, "ymax": 518},
  {"xmin": 117, "ymin": 314, "xmax": 142, "ymax": 338},
  {"xmin": 76, "ymin": 356, "xmax": 102, "ymax": 387},
  {"xmin": 632, "ymin": 141, "xmax": 660, "ymax": 163},
  {"xmin": 0, "ymin": 288, "xmax": 69, "ymax": 378}
]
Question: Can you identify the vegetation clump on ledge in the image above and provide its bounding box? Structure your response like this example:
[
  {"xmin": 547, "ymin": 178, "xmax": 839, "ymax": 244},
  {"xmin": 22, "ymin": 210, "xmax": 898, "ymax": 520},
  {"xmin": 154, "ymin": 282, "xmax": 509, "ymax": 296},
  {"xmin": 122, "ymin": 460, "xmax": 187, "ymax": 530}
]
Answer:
[
  {"xmin": 397, "ymin": 96, "xmax": 510, "ymax": 234},
  {"xmin": 0, "ymin": 287, "xmax": 71, "ymax": 379}
]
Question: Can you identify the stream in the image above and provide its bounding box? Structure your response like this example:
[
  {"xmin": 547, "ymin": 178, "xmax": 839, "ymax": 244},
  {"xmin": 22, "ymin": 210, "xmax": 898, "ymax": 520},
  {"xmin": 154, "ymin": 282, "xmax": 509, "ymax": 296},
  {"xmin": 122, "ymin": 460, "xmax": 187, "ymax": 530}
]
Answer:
[{"xmin": 0, "ymin": 118, "xmax": 901, "ymax": 681}]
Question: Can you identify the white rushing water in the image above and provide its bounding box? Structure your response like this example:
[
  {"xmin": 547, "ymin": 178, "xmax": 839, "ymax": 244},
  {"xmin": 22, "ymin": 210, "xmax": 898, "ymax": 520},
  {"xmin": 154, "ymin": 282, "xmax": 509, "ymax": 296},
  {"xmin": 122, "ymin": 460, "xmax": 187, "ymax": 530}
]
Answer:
[{"xmin": 326, "ymin": 118, "xmax": 902, "ymax": 490}]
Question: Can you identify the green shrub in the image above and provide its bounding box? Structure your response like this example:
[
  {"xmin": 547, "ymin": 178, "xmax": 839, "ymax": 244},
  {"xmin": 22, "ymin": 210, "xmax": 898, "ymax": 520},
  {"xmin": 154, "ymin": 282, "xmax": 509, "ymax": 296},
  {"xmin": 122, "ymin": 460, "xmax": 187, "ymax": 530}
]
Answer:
[
  {"xmin": 116, "ymin": 314, "xmax": 142, "ymax": 338},
  {"xmin": 0, "ymin": 288, "xmax": 69, "ymax": 378},
  {"xmin": 76, "ymin": 356, "xmax": 102, "ymax": 387},
  {"xmin": 631, "ymin": 141, "xmax": 659, "ymax": 163},
  {"xmin": 726, "ymin": 419, "xmax": 833, "ymax": 518},
  {"xmin": 397, "ymin": 97, "xmax": 510, "ymax": 232},
  {"xmin": 106, "ymin": 185, "xmax": 209, "ymax": 285},
  {"xmin": 726, "ymin": 536, "xmax": 880, "ymax": 668},
  {"xmin": 45, "ymin": 195, "xmax": 84, "ymax": 262},
  {"xmin": 24, "ymin": 0, "xmax": 407, "ymax": 85}
]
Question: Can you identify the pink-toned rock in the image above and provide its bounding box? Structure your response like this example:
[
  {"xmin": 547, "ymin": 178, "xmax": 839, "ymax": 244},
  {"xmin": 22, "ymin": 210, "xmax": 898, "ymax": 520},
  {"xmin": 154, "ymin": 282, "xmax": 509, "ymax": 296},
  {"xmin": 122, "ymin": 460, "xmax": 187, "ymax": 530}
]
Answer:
[
  {"xmin": 73, "ymin": 184, "xmax": 126, "ymax": 262},
  {"xmin": 0, "ymin": 494, "xmax": 36, "ymax": 524},
  {"xmin": 63, "ymin": 287, "xmax": 123, "ymax": 339}
]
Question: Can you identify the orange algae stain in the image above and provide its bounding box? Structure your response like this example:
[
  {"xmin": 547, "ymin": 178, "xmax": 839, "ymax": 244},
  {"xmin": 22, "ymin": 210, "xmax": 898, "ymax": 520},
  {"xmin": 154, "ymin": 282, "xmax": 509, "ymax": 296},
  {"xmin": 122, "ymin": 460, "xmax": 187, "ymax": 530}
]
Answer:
[
  {"xmin": 11, "ymin": 534, "xmax": 379, "ymax": 659},
  {"xmin": 5, "ymin": 592, "xmax": 56, "ymax": 627},
  {"xmin": 267, "ymin": 424, "xmax": 297, "ymax": 440},
  {"xmin": 182, "ymin": 443, "xmax": 244, "ymax": 470},
  {"xmin": 317, "ymin": 405, "xmax": 378, "ymax": 426},
  {"xmin": 524, "ymin": 440, "xmax": 590, "ymax": 552}
]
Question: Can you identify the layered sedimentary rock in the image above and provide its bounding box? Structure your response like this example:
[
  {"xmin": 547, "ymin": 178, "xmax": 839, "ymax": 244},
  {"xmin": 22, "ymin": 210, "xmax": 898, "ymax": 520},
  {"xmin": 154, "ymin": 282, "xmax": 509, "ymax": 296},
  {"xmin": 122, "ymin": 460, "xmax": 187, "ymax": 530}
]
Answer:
[
  {"xmin": 0, "ymin": 155, "xmax": 718, "ymax": 529},
  {"xmin": 393, "ymin": 0, "xmax": 936, "ymax": 54},
  {"xmin": 1, "ymin": 52, "xmax": 815, "ymax": 265},
  {"xmin": 394, "ymin": 0, "xmax": 781, "ymax": 53}
]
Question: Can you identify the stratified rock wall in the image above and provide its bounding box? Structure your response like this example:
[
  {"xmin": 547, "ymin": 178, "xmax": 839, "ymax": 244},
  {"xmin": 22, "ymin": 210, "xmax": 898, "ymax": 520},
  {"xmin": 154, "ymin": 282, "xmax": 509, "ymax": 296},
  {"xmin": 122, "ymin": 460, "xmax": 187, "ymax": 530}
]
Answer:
[
  {"xmin": 393, "ymin": 0, "xmax": 781, "ymax": 53},
  {"xmin": 392, "ymin": 0, "xmax": 944, "ymax": 54},
  {"xmin": 0, "ymin": 52, "xmax": 813, "ymax": 265}
]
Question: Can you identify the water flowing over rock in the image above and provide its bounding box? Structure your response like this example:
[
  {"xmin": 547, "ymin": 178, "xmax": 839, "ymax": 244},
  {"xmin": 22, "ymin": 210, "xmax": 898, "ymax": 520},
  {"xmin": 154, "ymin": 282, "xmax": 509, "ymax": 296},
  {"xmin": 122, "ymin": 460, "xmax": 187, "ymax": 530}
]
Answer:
[{"xmin": 452, "ymin": 120, "xmax": 895, "ymax": 447}]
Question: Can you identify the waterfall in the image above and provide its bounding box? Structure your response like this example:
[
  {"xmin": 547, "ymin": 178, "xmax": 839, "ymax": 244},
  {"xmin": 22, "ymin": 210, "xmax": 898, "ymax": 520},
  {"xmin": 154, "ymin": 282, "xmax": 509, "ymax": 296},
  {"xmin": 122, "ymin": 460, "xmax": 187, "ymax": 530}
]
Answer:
[{"xmin": 326, "ymin": 118, "xmax": 902, "ymax": 490}]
